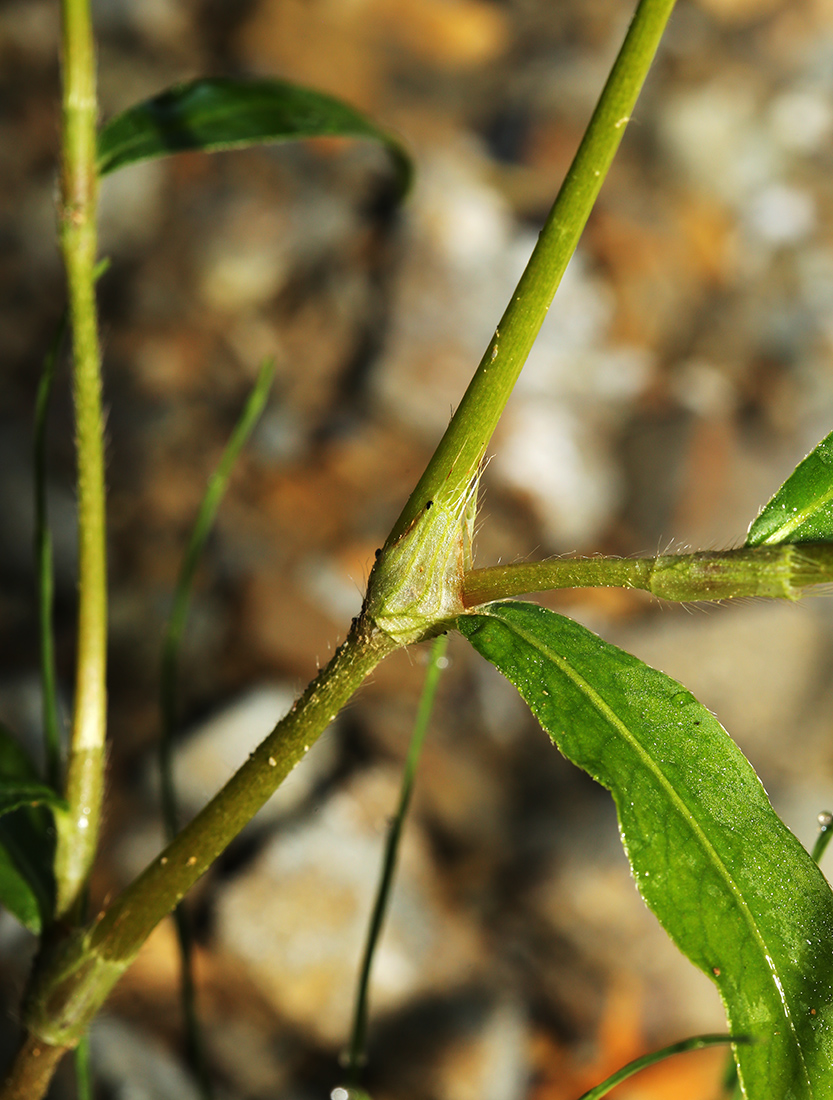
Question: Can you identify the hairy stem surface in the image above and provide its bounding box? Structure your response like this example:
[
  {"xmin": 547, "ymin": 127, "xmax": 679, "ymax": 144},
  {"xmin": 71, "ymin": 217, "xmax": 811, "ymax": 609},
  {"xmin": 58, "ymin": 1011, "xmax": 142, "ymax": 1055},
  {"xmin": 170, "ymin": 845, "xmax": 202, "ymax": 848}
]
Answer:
[
  {"xmin": 14, "ymin": 617, "xmax": 397, "ymax": 1082},
  {"xmin": 55, "ymin": 0, "xmax": 107, "ymax": 920},
  {"xmin": 462, "ymin": 544, "xmax": 833, "ymax": 607},
  {"xmin": 388, "ymin": 0, "xmax": 677, "ymax": 544}
]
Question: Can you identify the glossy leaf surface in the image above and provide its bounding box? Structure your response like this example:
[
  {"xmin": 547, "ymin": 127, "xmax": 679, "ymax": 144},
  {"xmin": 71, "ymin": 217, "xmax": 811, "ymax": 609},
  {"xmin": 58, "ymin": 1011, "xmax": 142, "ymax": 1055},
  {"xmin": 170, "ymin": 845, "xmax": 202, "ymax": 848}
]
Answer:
[
  {"xmin": 746, "ymin": 430, "xmax": 833, "ymax": 546},
  {"xmin": 97, "ymin": 76, "xmax": 411, "ymax": 196},
  {"xmin": 0, "ymin": 725, "xmax": 58, "ymax": 932},
  {"xmin": 458, "ymin": 601, "xmax": 833, "ymax": 1100}
]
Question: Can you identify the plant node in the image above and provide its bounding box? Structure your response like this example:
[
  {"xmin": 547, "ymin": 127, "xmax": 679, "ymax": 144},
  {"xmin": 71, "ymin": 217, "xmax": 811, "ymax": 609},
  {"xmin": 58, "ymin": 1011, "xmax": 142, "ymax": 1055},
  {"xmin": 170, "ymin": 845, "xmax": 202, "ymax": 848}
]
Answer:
[{"xmin": 364, "ymin": 473, "xmax": 479, "ymax": 645}]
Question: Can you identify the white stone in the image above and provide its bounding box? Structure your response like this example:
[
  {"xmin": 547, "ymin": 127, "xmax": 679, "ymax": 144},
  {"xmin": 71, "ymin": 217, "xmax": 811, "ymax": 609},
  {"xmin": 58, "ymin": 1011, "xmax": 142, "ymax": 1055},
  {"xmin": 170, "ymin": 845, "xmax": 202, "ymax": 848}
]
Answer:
[
  {"xmin": 215, "ymin": 767, "xmax": 483, "ymax": 1046},
  {"xmin": 170, "ymin": 685, "xmax": 339, "ymax": 824}
]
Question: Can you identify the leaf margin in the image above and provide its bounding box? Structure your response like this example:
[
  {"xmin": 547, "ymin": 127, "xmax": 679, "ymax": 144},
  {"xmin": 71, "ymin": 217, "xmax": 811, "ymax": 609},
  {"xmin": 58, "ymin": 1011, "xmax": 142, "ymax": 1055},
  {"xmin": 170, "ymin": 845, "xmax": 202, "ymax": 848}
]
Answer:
[
  {"xmin": 96, "ymin": 75, "xmax": 412, "ymax": 198},
  {"xmin": 457, "ymin": 600, "xmax": 833, "ymax": 1100}
]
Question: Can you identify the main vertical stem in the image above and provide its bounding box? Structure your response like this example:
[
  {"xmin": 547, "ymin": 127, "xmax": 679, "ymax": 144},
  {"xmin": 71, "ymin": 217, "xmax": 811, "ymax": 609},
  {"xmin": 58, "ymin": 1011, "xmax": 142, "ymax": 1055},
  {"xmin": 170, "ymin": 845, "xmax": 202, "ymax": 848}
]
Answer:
[
  {"xmin": 55, "ymin": 0, "xmax": 107, "ymax": 920},
  {"xmin": 386, "ymin": 0, "xmax": 677, "ymax": 546}
]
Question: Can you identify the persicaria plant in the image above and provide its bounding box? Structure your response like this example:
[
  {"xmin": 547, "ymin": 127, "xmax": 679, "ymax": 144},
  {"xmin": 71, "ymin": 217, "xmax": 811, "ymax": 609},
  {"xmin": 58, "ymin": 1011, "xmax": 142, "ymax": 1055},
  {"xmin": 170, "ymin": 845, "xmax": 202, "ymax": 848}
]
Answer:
[{"xmin": 3, "ymin": 1, "xmax": 833, "ymax": 1098}]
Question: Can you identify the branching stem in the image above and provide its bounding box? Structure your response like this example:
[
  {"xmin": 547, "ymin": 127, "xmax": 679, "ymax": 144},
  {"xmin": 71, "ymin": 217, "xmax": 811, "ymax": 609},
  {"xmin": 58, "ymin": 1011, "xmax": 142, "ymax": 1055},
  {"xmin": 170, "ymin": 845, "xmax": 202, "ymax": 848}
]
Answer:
[
  {"xmin": 462, "ymin": 544, "xmax": 833, "ymax": 607},
  {"xmin": 387, "ymin": 0, "xmax": 677, "ymax": 544}
]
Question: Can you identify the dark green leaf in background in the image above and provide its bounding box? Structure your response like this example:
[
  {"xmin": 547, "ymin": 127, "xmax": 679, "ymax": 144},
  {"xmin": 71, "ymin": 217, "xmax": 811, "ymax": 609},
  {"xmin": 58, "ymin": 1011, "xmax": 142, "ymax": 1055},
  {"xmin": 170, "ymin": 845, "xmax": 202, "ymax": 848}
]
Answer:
[
  {"xmin": 458, "ymin": 602, "xmax": 833, "ymax": 1100},
  {"xmin": 0, "ymin": 782, "xmax": 66, "ymax": 817},
  {"xmin": 96, "ymin": 76, "xmax": 412, "ymax": 197},
  {"xmin": 0, "ymin": 724, "xmax": 59, "ymax": 932},
  {"xmin": 746, "ymin": 429, "xmax": 833, "ymax": 546}
]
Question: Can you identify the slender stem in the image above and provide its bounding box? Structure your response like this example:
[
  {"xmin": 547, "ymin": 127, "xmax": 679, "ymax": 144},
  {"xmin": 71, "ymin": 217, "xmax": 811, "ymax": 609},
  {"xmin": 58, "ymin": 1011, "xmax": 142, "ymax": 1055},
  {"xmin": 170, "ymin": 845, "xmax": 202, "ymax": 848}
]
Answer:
[
  {"xmin": 97, "ymin": 618, "xmax": 397, "ymax": 963},
  {"xmin": 461, "ymin": 544, "xmax": 833, "ymax": 607},
  {"xmin": 15, "ymin": 619, "xmax": 398, "ymax": 1070},
  {"xmin": 160, "ymin": 359, "xmax": 273, "ymax": 843},
  {"xmin": 55, "ymin": 0, "xmax": 107, "ymax": 921},
  {"xmin": 159, "ymin": 359, "xmax": 271, "ymax": 1100},
  {"xmin": 74, "ymin": 1033, "xmax": 92, "ymax": 1100},
  {"xmin": 386, "ymin": 0, "xmax": 677, "ymax": 542},
  {"xmin": 172, "ymin": 906, "xmax": 213, "ymax": 1100},
  {"xmin": 344, "ymin": 633, "xmax": 449, "ymax": 1083},
  {"xmin": 576, "ymin": 1034, "xmax": 743, "ymax": 1100},
  {"xmin": 811, "ymin": 812, "xmax": 833, "ymax": 865},
  {"xmin": 0, "ymin": 1035, "xmax": 69, "ymax": 1100},
  {"xmin": 8, "ymin": 3, "xmax": 683, "ymax": 1094},
  {"xmin": 35, "ymin": 316, "xmax": 68, "ymax": 789}
]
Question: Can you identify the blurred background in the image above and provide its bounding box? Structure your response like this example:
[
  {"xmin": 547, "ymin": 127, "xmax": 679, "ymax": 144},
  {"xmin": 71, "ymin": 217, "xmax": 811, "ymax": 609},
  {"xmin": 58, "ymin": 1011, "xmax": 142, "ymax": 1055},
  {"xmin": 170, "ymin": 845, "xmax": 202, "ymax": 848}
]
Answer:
[{"xmin": 3, "ymin": 0, "xmax": 833, "ymax": 1096}]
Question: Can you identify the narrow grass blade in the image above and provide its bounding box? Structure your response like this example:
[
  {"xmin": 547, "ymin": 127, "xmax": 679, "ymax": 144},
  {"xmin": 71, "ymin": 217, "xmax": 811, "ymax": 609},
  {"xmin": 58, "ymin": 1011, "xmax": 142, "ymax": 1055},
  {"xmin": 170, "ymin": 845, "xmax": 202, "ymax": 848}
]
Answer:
[
  {"xmin": 160, "ymin": 358, "xmax": 274, "ymax": 838},
  {"xmin": 342, "ymin": 633, "xmax": 449, "ymax": 1085},
  {"xmin": 746, "ymin": 429, "xmax": 833, "ymax": 545},
  {"xmin": 577, "ymin": 1033, "xmax": 740, "ymax": 1100},
  {"xmin": 159, "ymin": 359, "xmax": 273, "ymax": 1099},
  {"xmin": 458, "ymin": 601, "xmax": 833, "ymax": 1100},
  {"xmin": 97, "ymin": 77, "xmax": 411, "ymax": 198}
]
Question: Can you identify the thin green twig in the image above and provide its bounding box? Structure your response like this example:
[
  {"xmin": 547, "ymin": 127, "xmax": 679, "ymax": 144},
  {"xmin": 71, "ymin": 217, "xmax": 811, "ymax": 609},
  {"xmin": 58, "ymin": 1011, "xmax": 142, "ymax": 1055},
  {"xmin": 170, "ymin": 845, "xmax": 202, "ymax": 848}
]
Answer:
[
  {"xmin": 54, "ymin": 0, "xmax": 107, "ymax": 921},
  {"xmin": 344, "ymin": 632, "xmax": 449, "ymax": 1084},
  {"xmin": 386, "ymin": 0, "xmax": 677, "ymax": 543},
  {"xmin": 159, "ymin": 358, "xmax": 274, "ymax": 842},
  {"xmin": 576, "ymin": 1034, "xmax": 744, "ymax": 1100},
  {"xmin": 36, "ymin": 261, "xmax": 109, "ymax": 791},
  {"xmin": 159, "ymin": 358, "xmax": 273, "ymax": 1100},
  {"xmin": 35, "ymin": 315, "xmax": 67, "ymax": 790},
  {"xmin": 811, "ymin": 811, "xmax": 833, "ymax": 865},
  {"xmin": 73, "ymin": 1033, "xmax": 92, "ymax": 1100},
  {"xmin": 461, "ymin": 544, "xmax": 833, "ymax": 607}
]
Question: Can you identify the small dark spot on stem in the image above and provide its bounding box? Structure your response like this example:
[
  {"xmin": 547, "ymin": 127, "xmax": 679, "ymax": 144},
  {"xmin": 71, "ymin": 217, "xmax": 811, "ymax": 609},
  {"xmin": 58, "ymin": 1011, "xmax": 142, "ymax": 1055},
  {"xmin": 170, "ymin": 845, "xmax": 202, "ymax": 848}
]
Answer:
[{"xmin": 425, "ymin": 500, "xmax": 433, "ymax": 509}]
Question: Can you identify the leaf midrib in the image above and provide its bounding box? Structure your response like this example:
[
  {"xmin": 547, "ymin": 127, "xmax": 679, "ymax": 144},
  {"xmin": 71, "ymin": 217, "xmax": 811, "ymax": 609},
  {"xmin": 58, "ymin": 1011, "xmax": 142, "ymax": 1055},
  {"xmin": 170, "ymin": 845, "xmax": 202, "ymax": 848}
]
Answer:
[
  {"xmin": 758, "ymin": 479, "xmax": 833, "ymax": 545},
  {"xmin": 485, "ymin": 607, "xmax": 810, "ymax": 1095}
]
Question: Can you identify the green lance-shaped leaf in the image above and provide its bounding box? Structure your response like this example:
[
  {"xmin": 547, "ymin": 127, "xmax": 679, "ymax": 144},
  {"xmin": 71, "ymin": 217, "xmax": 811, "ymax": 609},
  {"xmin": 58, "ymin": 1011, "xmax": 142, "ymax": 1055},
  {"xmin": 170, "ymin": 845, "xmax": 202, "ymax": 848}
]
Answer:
[
  {"xmin": 457, "ymin": 602, "xmax": 833, "ymax": 1100},
  {"xmin": 0, "ymin": 724, "xmax": 63, "ymax": 932},
  {"xmin": 747, "ymin": 429, "xmax": 833, "ymax": 546},
  {"xmin": 96, "ymin": 76, "xmax": 412, "ymax": 197}
]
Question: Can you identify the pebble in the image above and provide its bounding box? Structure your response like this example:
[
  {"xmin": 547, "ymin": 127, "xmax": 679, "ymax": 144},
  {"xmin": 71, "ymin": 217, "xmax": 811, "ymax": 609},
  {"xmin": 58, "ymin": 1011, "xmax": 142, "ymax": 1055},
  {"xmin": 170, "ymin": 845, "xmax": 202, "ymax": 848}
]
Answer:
[
  {"xmin": 214, "ymin": 767, "xmax": 484, "ymax": 1046},
  {"xmin": 89, "ymin": 1015, "xmax": 203, "ymax": 1100},
  {"xmin": 170, "ymin": 685, "xmax": 339, "ymax": 824}
]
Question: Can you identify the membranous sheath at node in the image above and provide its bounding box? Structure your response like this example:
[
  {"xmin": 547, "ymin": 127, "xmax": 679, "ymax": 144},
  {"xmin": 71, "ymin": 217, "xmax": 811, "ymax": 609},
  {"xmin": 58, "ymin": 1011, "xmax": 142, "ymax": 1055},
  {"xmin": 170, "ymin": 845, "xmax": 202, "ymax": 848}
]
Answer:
[{"xmin": 364, "ymin": 474, "xmax": 479, "ymax": 646}]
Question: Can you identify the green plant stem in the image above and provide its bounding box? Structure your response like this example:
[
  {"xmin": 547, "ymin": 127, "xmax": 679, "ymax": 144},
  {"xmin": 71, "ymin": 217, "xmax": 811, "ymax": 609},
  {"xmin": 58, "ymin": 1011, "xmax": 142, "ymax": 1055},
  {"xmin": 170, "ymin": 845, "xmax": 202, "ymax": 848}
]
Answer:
[
  {"xmin": 54, "ymin": 0, "xmax": 107, "ymax": 921},
  {"xmin": 811, "ymin": 812, "xmax": 833, "ymax": 864},
  {"xmin": 576, "ymin": 1034, "xmax": 742, "ymax": 1100},
  {"xmin": 160, "ymin": 359, "xmax": 273, "ymax": 843},
  {"xmin": 386, "ymin": 0, "xmax": 676, "ymax": 543},
  {"xmin": 461, "ymin": 544, "xmax": 833, "ymax": 607},
  {"xmin": 0, "ymin": 1035, "xmax": 69, "ymax": 1100},
  {"xmin": 99, "ymin": 624, "xmax": 393, "ymax": 959},
  {"xmin": 35, "ymin": 316, "xmax": 68, "ymax": 790},
  {"xmin": 344, "ymin": 633, "xmax": 449, "ymax": 1083},
  {"xmin": 159, "ymin": 359, "xmax": 271, "ymax": 1100},
  {"xmin": 18, "ymin": 617, "xmax": 398, "ymax": 1066},
  {"xmin": 74, "ymin": 1033, "xmax": 92, "ymax": 1100}
]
